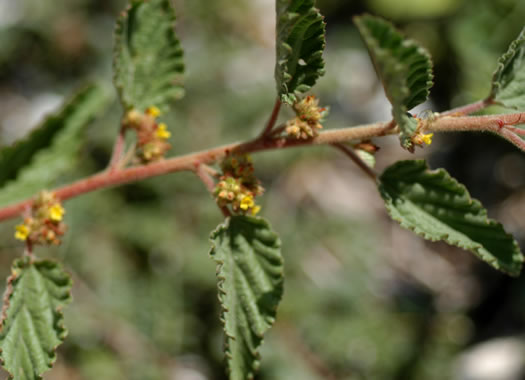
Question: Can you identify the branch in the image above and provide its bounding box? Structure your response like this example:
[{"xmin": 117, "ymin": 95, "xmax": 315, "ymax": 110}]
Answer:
[
  {"xmin": 440, "ymin": 98, "xmax": 494, "ymax": 116},
  {"xmin": 108, "ymin": 127, "xmax": 126, "ymax": 172},
  {"xmin": 0, "ymin": 112, "xmax": 524, "ymax": 222},
  {"xmin": 332, "ymin": 143, "xmax": 377, "ymax": 181},
  {"xmin": 430, "ymin": 113, "xmax": 525, "ymax": 151},
  {"xmin": 194, "ymin": 163, "xmax": 231, "ymax": 217},
  {"xmin": 194, "ymin": 163, "xmax": 216, "ymax": 193},
  {"xmin": 259, "ymin": 98, "xmax": 282, "ymax": 138}
]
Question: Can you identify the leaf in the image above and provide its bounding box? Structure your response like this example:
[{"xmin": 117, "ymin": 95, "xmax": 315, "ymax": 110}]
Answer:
[
  {"xmin": 275, "ymin": 0, "xmax": 326, "ymax": 105},
  {"xmin": 490, "ymin": 27, "xmax": 525, "ymax": 110},
  {"xmin": 114, "ymin": 0, "xmax": 185, "ymax": 112},
  {"xmin": 210, "ymin": 216, "xmax": 284, "ymax": 380},
  {"xmin": 354, "ymin": 15, "xmax": 434, "ymax": 149},
  {"xmin": 355, "ymin": 149, "xmax": 376, "ymax": 168},
  {"xmin": 379, "ymin": 160, "xmax": 523, "ymax": 276},
  {"xmin": 0, "ymin": 84, "xmax": 111, "ymax": 207},
  {"xmin": 0, "ymin": 257, "xmax": 72, "ymax": 379}
]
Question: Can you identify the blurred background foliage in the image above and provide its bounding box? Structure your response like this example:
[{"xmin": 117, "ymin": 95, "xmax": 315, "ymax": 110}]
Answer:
[{"xmin": 1, "ymin": 0, "xmax": 525, "ymax": 379}]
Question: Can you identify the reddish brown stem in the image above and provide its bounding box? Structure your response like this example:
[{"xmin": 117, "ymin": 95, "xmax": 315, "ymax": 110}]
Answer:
[
  {"xmin": 194, "ymin": 164, "xmax": 216, "ymax": 194},
  {"xmin": 108, "ymin": 127, "xmax": 126, "ymax": 172},
  {"xmin": 259, "ymin": 98, "xmax": 282, "ymax": 138},
  {"xmin": 194, "ymin": 163, "xmax": 231, "ymax": 217},
  {"xmin": 1, "ymin": 112, "xmax": 525, "ymax": 222},
  {"xmin": 441, "ymin": 98, "xmax": 493, "ymax": 116},
  {"xmin": 503, "ymin": 125, "xmax": 525, "ymax": 136},
  {"xmin": 432, "ymin": 113, "xmax": 525, "ymax": 151},
  {"xmin": 333, "ymin": 143, "xmax": 377, "ymax": 181}
]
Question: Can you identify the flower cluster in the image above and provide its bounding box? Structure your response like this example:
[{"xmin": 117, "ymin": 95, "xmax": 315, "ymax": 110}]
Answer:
[
  {"xmin": 123, "ymin": 106, "xmax": 172, "ymax": 163},
  {"xmin": 411, "ymin": 110, "xmax": 437, "ymax": 148},
  {"xmin": 412, "ymin": 132, "xmax": 434, "ymax": 147},
  {"xmin": 214, "ymin": 154, "xmax": 264, "ymax": 215},
  {"xmin": 286, "ymin": 95, "xmax": 327, "ymax": 139},
  {"xmin": 14, "ymin": 191, "xmax": 67, "ymax": 245}
]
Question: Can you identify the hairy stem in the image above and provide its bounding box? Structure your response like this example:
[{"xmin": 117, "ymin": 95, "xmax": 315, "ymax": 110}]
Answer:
[
  {"xmin": 440, "ymin": 98, "xmax": 493, "ymax": 116},
  {"xmin": 0, "ymin": 112, "xmax": 524, "ymax": 222}
]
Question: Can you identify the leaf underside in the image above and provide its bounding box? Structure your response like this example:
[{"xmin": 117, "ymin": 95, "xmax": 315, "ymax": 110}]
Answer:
[
  {"xmin": 0, "ymin": 257, "xmax": 72, "ymax": 380},
  {"xmin": 210, "ymin": 216, "xmax": 284, "ymax": 380},
  {"xmin": 275, "ymin": 0, "xmax": 326, "ymax": 105},
  {"xmin": 114, "ymin": 0, "xmax": 185, "ymax": 112},
  {"xmin": 0, "ymin": 84, "xmax": 111, "ymax": 208},
  {"xmin": 354, "ymin": 15, "xmax": 433, "ymax": 148},
  {"xmin": 490, "ymin": 27, "xmax": 525, "ymax": 110},
  {"xmin": 379, "ymin": 160, "xmax": 523, "ymax": 276}
]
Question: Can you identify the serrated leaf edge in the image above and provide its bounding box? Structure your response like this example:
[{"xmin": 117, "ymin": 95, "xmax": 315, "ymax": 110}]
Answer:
[
  {"xmin": 0, "ymin": 83, "xmax": 104, "ymax": 188},
  {"xmin": 276, "ymin": 0, "xmax": 326, "ymax": 105},
  {"xmin": 354, "ymin": 15, "xmax": 434, "ymax": 148},
  {"xmin": 209, "ymin": 216, "xmax": 284, "ymax": 379},
  {"xmin": 490, "ymin": 26, "xmax": 525, "ymax": 107},
  {"xmin": 0, "ymin": 258, "xmax": 73, "ymax": 378},
  {"xmin": 380, "ymin": 160, "xmax": 523, "ymax": 277},
  {"xmin": 113, "ymin": 0, "xmax": 185, "ymax": 112}
]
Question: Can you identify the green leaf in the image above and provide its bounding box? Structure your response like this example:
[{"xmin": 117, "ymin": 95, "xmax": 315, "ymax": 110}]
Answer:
[
  {"xmin": 0, "ymin": 84, "xmax": 111, "ymax": 207},
  {"xmin": 0, "ymin": 257, "xmax": 72, "ymax": 380},
  {"xmin": 114, "ymin": 0, "xmax": 184, "ymax": 112},
  {"xmin": 354, "ymin": 15, "xmax": 434, "ymax": 149},
  {"xmin": 275, "ymin": 0, "xmax": 326, "ymax": 105},
  {"xmin": 490, "ymin": 27, "xmax": 525, "ymax": 110},
  {"xmin": 210, "ymin": 216, "xmax": 284, "ymax": 380},
  {"xmin": 379, "ymin": 160, "xmax": 523, "ymax": 276},
  {"xmin": 355, "ymin": 149, "xmax": 376, "ymax": 168}
]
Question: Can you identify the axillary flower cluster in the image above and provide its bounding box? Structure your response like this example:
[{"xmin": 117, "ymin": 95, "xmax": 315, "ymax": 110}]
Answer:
[
  {"xmin": 411, "ymin": 110, "xmax": 436, "ymax": 148},
  {"xmin": 286, "ymin": 95, "xmax": 327, "ymax": 139},
  {"xmin": 123, "ymin": 106, "xmax": 172, "ymax": 163},
  {"xmin": 214, "ymin": 154, "xmax": 264, "ymax": 216},
  {"xmin": 14, "ymin": 191, "xmax": 66, "ymax": 246}
]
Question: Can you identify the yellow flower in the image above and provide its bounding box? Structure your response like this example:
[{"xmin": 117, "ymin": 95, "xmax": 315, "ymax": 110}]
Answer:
[
  {"xmin": 49, "ymin": 203, "xmax": 65, "ymax": 222},
  {"xmin": 14, "ymin": 224, "xmax": 30, "ymax": 241},
  {"xmin": 146, "ymin": 106, "xmax": 161, "ymax": 118},
  {"xmin": 251, "ymin": 205, "xmax": 261, "ymax": 215},
  {"xmin": 240, "ymin": 195, "xmax": 255, "ymax": 210},
  {"xmin": 421, "ymin": 133, "xmax": 433, "ymax": 145},
  {"xmin": 156, "ymin": 123, "xmax": 171, "ymax": 139}
]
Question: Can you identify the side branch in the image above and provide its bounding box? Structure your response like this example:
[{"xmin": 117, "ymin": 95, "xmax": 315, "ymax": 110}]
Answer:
[
  {"xmin": 0, "ymin": 112, "xmax": 524, "ymax": 222},
  {"xmin": 440, "ymin": 98, "xmax": 494, "ymax": 116},
  {"xmin": 430, "ymin": 113, "xmax": 525, "ymax": 151},
  {"xmin": 259, "ymin": 98, "xmax": 282, "ymax": 137}
]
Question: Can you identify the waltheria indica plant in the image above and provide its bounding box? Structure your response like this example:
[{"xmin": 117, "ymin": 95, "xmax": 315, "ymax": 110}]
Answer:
[{"xmin": 0, "ymin": 0, "xmax": 525, "ymax": 379}]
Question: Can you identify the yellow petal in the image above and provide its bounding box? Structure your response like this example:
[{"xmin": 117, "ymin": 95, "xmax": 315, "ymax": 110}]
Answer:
[
  {"xmin": 14, "ymin": 224, "xmax": 29, "ymax": 241},
  {"xmin": 49, "ymin": 203, "xmax": 65, "ymax": 222},
  {"xmin": 422, "ymin": 133, "xmax": 434, "ymax": 145},
  {"xmin": 240, "ymin": 195, "xmax": 254, "ymax": 210},
  {"xmin": 146, "ymin": 106, "xmax": 161, "ymax": 118},
  {"xmin": 156, "ymin": 123, "xmax": 171, "ymax": 139}
]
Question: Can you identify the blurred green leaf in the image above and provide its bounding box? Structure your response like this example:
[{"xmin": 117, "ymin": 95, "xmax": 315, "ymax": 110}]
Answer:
[
  {"xmin": 490, "ymin": 26, "xmax": 525, "ymax": 110},
  {"xmin": 210, "ymin": 216, "xmax": 284, "ymax": 380},
  {"xmin": 367, "ymin": 0, "xmax": 460, "ymax": 20},
  {"xmin": 355, "ymin": 149, "xmax": 376, "ymax": 168},
  {"xmin": 0, "ymin": 84, "xmax": 105, "ymax": 187},
  {"xmin": 0, "ymin": 257, "xmax": 72, "ymax": 380},
  {"xmin": 0, "ymin": 84, "xmax": 111, "ymax": 207},
  {"xmin": 114, "ymin": 0, "xmax": 185, "ymax": 112},
  {"xmin": 275, "ymin": 0, "xmax": 326, "ymax": 105},
  {"xmin": 354, "ymin": 15, "xmax": 433, "ymax": 149},
  {"xmin": 379, "ymin": 160, "xmax": 523, "ymax": 276}
]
